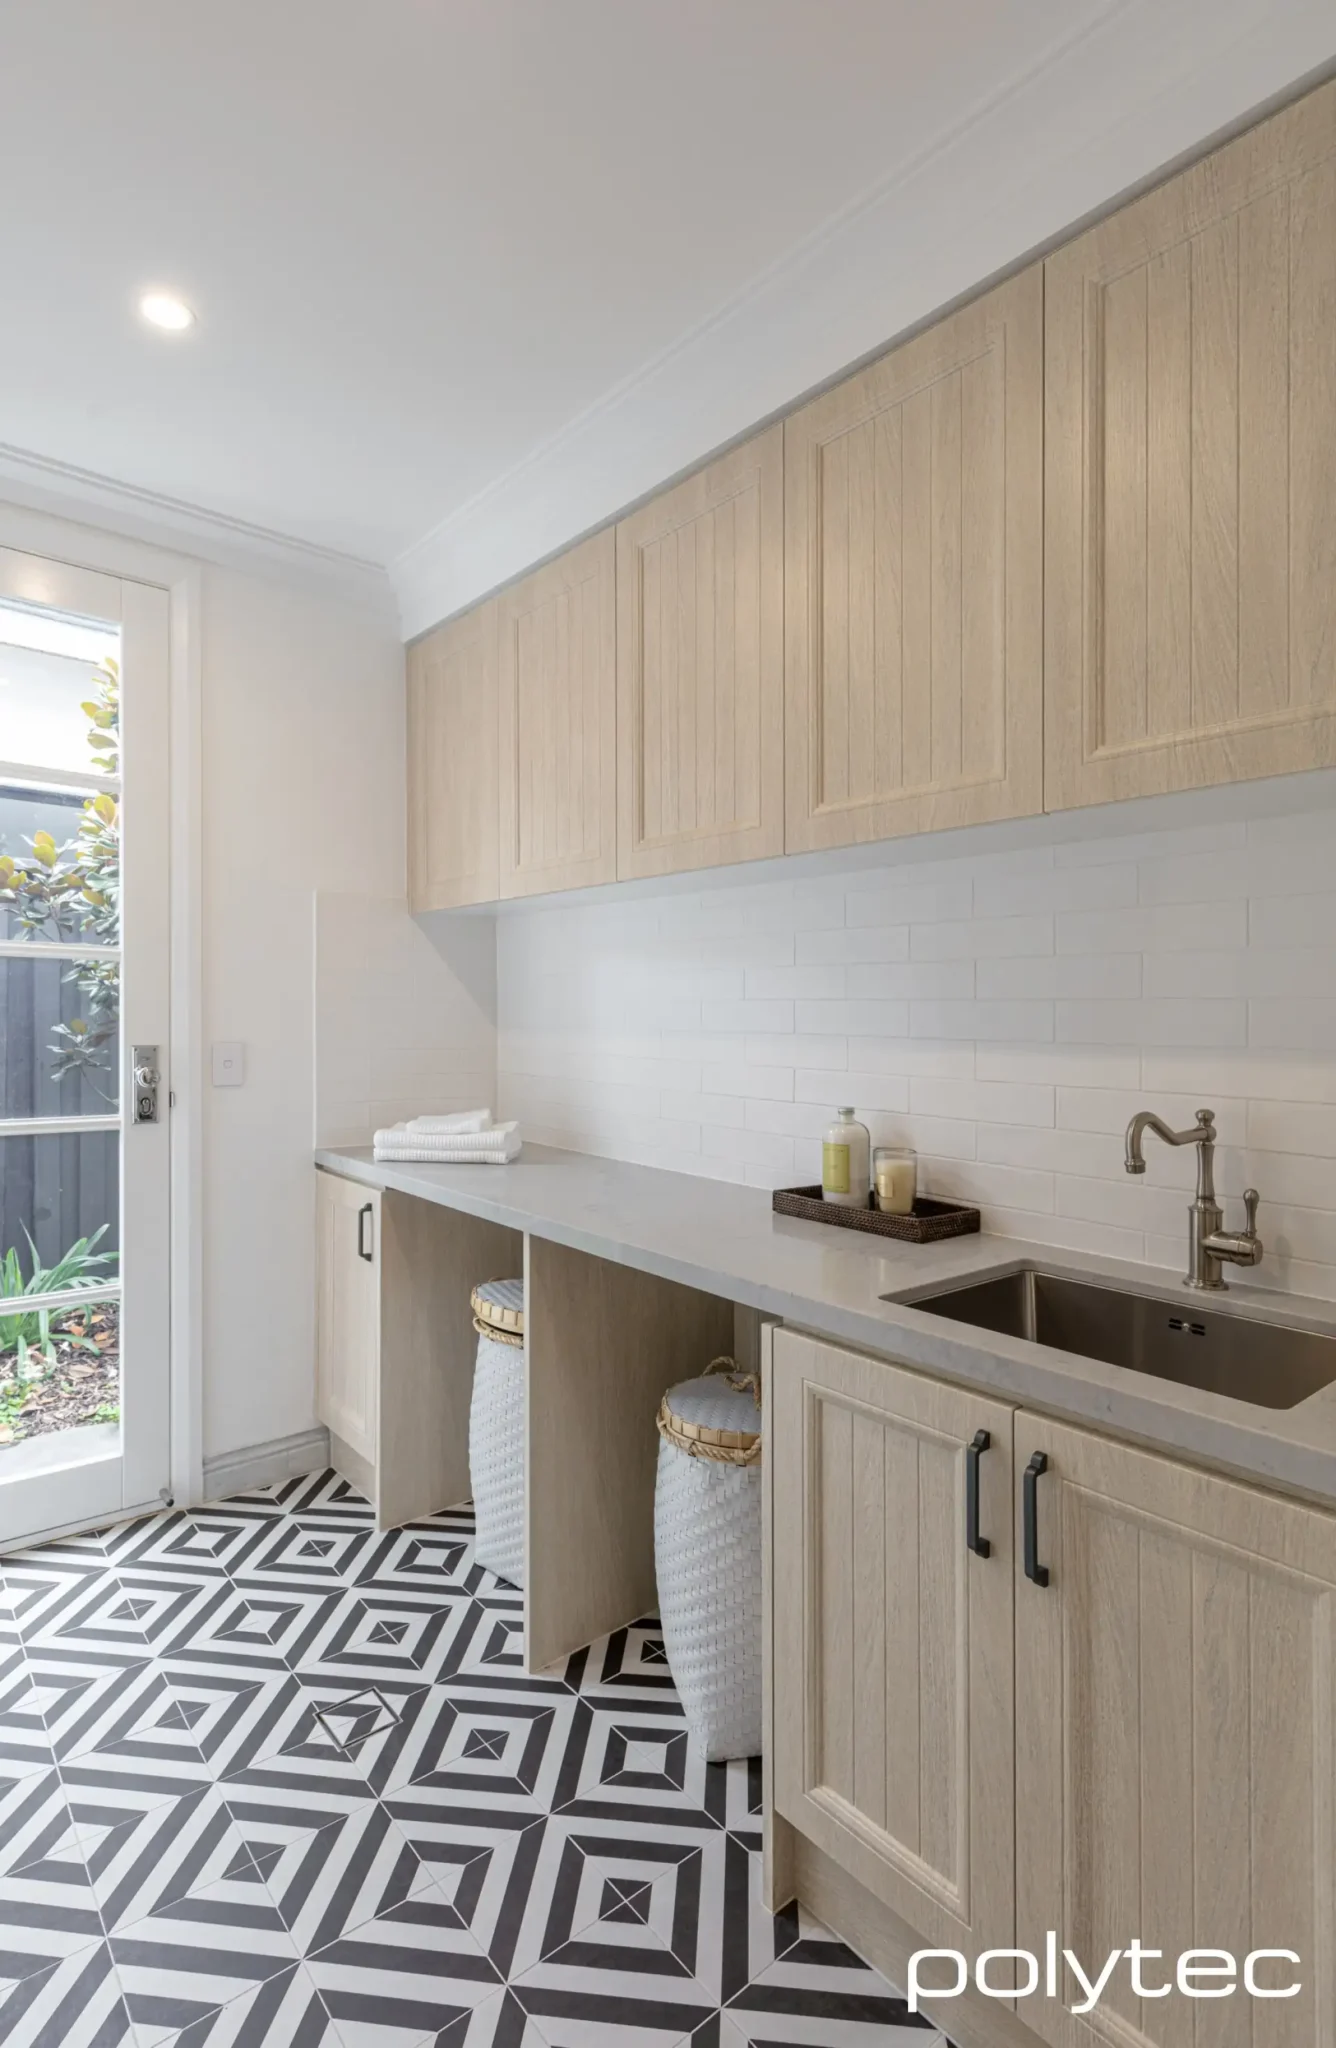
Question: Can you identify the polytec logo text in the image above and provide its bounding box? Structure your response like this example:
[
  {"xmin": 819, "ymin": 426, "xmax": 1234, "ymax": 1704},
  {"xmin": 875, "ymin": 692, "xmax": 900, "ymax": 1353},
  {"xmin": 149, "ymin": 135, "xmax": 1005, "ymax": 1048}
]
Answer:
[{"xmin": 907, "ymin": 1936, "xmax": 1301, "ymax": 2015}]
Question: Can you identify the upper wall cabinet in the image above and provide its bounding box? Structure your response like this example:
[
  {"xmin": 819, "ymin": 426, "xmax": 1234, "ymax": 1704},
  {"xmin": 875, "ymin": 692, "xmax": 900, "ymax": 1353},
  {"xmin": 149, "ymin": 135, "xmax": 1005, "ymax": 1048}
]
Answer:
[
  {"xmin": 407, "ymin": 598, "xmax": 499, "ymax": 911},
  {"xmin": 1046, "ymin": 80, "xmax": 1336, "ymax": 810},
  {"xmin": 784, "ymin": 265, "xmax": 1043, "ymax": 853},
  {"xmin": 616, "ymin": 426, "xmax": 784, "ymax": 878},
  {"xmin": 498, "ymin": 528, "xmax": 617, "ymax": 898}
]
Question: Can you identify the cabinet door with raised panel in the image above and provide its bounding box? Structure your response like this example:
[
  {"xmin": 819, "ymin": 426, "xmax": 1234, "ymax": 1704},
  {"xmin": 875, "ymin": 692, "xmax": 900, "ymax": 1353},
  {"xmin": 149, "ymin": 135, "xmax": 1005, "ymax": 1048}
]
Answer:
[
  {"xmin": 315, "ymin": 1171, "xmax": 379, "ymax": 1469},
  {"xmin": 1046, "ymin": 78, "xmax": 1336, "ymax": 810},
  {"xmin": 1016, "ymin": 1411, "xmax": 1336, "ymax": 2048},
  {"xmin": 498, "ymin": 528, "xmax": 616, "ymax": 897},
  {"xmin": 771, "ymin": 1328, "xmax": 1015, "ymax": 1960},
  {"xmin": 407, "ymin": 599, "xmax": 499, "ymax": 911},
  {"xmin": 785, "ymin": 264, "xmax": 1043, "ymax": 851},
  {"xmin": 616, "ymin": 425, "xmax": 783, "ymax": 878}
]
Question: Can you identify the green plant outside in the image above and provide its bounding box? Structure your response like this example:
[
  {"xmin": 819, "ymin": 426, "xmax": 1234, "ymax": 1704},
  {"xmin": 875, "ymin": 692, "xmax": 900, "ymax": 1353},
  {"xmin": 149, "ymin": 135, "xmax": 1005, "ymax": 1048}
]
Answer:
[{"xmin": 0, "ymin": 656, "xmax": 121, "ymax": 1100}]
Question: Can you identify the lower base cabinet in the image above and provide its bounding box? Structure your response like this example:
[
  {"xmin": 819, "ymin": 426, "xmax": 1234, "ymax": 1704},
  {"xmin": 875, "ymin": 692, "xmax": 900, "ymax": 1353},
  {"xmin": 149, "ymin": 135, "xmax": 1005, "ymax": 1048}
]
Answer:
[
  {"xmin": 1015, "ymin": 1410, "xmax": 1336, "ymax": 2048},
  {"xmin": 770, "ymin": 1329, "xmax": 1017, "ymax": 1963},
  {"xmin": 314, "ymin": 1169, "xmax": 380, "ymax": 1480},
  {"xmin": 771, "ymin": 1329, "xmax": 1336, "ymax": 2048}
]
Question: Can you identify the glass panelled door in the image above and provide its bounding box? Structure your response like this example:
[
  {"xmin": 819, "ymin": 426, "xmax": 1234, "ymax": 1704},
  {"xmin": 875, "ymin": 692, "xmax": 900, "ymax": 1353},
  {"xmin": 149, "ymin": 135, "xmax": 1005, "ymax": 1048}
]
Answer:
[{"xmin": 0, "ymin": 546, "xmax": 170, "ymax": 1547}]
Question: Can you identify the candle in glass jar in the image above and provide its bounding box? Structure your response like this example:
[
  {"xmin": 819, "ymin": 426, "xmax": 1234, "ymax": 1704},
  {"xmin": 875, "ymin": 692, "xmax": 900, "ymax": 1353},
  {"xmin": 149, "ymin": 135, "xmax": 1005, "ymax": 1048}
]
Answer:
[{"xmin": 873, "ymin": 1146, "xmax": 917, "ymax": 1215}]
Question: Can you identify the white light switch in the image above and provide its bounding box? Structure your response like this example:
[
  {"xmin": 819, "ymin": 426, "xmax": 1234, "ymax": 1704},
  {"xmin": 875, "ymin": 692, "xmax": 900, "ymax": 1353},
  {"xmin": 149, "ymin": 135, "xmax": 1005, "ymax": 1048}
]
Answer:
[{"xmin": 211, "ymin": 1041, "xmax": 245, "ymax": 1087}]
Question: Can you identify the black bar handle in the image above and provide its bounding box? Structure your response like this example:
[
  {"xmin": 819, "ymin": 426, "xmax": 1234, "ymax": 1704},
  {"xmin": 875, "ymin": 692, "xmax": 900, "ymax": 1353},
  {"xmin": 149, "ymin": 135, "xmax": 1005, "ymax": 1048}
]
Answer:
[
  {"xmin": 966, "ymin": 1429, "xmax": 991, "ymax": 1558},
  {"xmin": 1023, "ymin": 1450, "xmax": 1049, "ymax": 1587},
  {"xmin": 357, "ymin": 1202, "xmax": 373, "ymax": 1262}
]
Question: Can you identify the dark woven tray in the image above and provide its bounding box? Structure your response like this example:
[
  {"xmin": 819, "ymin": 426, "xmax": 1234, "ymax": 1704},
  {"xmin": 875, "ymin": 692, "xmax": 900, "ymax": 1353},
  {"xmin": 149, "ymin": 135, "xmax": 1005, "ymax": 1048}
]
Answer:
[{"xmin": 772, "ymin": 1185, "xmax": 980, "ymax": 1242}]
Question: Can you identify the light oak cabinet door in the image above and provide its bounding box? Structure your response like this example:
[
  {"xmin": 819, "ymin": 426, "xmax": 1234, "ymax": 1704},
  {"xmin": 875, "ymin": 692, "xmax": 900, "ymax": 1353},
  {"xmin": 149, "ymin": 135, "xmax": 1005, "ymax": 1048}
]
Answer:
[
  {"xmin": 315, "ymin": 1171, "xmax": 379, "ymax": 1467},
  {"xmin": 616, "ymin": 425, "xmax": 784, "ymax": 878},
  {"xmin": 785, "ymin": 264, "xmax": 1043, "ymax": 851},
  {"xmin": 1016, "ymin": 1411, "xmax": 1336, "ymax": 2048},
  {"xmin": 1046, "ymin": 79, "xmax": 1336, "ymax": 809},
  {"xmin": 498, "ymin": 528, "xmax": 617, "ymax": 898},
  {"xmin": 406, "ymin": 600, "xmax": 499, "ymax": 911},
  {"xmin": 771, "ymin": 1328, "xmax": 1016, "ymax": 1960}
]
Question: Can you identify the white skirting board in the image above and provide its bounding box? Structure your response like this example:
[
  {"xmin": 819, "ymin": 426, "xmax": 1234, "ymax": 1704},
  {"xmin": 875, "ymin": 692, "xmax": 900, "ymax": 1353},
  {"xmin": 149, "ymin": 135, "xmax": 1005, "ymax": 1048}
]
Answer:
[{"xmin": 201, "ymin": 1426, "xmax": 331, "ymax": 1503}]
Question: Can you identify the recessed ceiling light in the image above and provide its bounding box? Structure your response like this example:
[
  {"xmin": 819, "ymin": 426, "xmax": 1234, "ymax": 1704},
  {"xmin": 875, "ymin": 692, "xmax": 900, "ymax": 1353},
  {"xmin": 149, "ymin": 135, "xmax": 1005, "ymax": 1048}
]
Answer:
[{"xmin": 139, "ymin": 290, "xmax": 195, "ymax": 332}]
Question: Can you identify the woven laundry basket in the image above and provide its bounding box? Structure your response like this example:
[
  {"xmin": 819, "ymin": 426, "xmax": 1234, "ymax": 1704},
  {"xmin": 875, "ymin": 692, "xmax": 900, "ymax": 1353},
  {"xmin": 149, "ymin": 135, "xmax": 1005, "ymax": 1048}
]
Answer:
[
  {"xmin": 654, "ymin": 1358, "xmax": 762, "ymax": 1762},
  {"xmin": 468, "ymin": 1278, "xmax": 526, "ymax": 1589}
]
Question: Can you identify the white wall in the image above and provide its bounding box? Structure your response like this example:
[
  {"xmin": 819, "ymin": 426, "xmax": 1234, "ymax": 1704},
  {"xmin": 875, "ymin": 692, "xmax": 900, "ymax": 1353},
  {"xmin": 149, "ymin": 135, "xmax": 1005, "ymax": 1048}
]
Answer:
[
  {"xmin": 313, "ymin": 893, "xmax": 496, "ymax": 1148},
  {"xmin": 201, "ymin": 565, "xmax": 408, "ymax": 1466},
  {"xmin": 497, "ymin": 791, "xmax": 1336, "ymax": 1303}
]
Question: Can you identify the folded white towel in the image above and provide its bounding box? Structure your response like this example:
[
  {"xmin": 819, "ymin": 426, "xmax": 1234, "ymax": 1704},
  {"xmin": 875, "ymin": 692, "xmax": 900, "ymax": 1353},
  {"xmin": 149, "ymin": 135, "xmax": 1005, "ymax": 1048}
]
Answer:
[
  {"xmin": 373, "ymin": 1120, "xmax": 521, "ymax": 1164},
  {"xmin": 405, "ymin": 1110, "xmax": 492, "ymax": 1134}
]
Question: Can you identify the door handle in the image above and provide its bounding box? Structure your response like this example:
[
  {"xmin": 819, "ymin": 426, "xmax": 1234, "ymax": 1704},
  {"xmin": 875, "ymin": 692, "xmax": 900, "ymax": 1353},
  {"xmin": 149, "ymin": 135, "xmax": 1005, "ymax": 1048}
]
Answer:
[
  {"xmin": 966, "ymin": 1429, "xmax": 991, "ymax": 1558},
  {"xmin": 356, "ymin": 1203, "xmax": 374, "ymax": 1262},
  {"xmin": 1023, "ymin": 1450, "xmax": 1049, "ymax": 1587}
]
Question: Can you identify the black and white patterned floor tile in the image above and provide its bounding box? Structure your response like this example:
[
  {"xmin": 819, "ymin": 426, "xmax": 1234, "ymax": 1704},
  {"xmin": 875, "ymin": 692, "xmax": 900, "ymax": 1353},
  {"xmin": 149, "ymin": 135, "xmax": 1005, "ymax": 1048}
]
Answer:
[{"xmin": 0, "ymin": 1475, "xmax": 950, "ymax": 2048}]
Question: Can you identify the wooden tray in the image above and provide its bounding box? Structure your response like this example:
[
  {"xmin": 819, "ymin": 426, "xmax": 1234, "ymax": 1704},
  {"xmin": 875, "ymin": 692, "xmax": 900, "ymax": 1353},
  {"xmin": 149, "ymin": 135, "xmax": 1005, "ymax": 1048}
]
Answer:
[{"xmin": 772, "ymin": 1185, "xmax": 980, "ymax": 1242}]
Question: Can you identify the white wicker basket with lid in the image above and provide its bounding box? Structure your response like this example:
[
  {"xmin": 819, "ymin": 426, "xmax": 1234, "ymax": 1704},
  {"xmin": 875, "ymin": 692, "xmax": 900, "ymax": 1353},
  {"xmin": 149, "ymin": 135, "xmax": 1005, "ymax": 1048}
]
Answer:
[
  {"xmin": 654, "ymin": 1358, "xmax": 762, "ymax": 1761},
  {"xmin": 468, "ymin": 1277, "xmax": 526, "ymax": 1588}
]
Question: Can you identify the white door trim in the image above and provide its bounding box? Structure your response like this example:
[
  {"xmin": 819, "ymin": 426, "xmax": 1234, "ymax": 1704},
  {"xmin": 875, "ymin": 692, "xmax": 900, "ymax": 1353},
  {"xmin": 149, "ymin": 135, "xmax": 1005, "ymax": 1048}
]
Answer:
[{"xmin": 0, "ymin": 497, "xmax": 204, "ymax": 1514}]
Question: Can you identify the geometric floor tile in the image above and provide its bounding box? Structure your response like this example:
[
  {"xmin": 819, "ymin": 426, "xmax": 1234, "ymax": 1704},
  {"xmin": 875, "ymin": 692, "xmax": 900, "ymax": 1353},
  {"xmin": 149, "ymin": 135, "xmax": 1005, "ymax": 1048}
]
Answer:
[
  {"xmin": 0, "ymin": 1940, "xmax": 129, "ymax": 2048},
  {"xmin": 62, "ymin": 1781, "xmax": 273, "ymax": 1933},
  {"xmin": 289, "ymin": 1588, "xmax": 473, "ymax": 1688},
  {"xmin": 0, "ymin": 1476, "xmax": 930, "ymax": 2048}
]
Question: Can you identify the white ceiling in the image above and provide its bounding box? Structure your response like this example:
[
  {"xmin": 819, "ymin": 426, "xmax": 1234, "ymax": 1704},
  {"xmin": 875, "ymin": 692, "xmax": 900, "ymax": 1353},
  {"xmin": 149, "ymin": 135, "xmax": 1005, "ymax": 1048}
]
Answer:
[
  {"xmin": 2, "ymin": 1, "xmax": 1331, "ymax": 623},
  {"xmin": 0, "ymin": 1, "xmax": 1118, "ymax": 565}
]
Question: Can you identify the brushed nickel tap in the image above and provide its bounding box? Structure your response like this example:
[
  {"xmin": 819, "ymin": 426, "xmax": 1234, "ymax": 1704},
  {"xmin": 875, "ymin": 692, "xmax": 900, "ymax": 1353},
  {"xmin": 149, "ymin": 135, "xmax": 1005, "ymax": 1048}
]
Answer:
[{"xmin": 1124, "ymin": 1107, "xmax": 1262, "ymax": 1291}]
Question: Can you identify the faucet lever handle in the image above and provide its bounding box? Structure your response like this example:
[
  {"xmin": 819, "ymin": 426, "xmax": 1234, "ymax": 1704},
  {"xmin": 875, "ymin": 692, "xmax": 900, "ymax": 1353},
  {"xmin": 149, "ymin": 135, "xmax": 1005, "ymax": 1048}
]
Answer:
[{"xmin": 1242, "ymin": 1187, "xmax": 1260, "ymax": 1239}]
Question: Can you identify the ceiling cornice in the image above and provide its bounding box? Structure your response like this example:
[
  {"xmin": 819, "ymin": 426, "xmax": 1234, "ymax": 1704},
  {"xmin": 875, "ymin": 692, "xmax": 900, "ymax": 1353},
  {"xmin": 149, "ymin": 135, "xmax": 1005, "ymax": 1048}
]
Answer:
[{"xmin": 0, "ymin": 438, "xmax": 396, "ymax": 619}]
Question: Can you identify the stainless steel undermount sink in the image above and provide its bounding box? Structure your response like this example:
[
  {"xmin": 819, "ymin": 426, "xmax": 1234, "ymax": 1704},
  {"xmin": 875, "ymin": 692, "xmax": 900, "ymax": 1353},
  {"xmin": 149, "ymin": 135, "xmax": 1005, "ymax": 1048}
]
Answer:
[{"xmin": 898, "ymin": 1268, "xmax": 1336, "ymax": 1411}]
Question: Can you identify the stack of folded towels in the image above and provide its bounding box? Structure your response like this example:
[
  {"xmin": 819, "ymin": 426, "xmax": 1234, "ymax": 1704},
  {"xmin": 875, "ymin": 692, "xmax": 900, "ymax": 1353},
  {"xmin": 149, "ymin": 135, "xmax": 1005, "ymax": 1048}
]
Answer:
[{"xmin": 372, "ymin": 1110, "xmax": 522, "ymax": 1164}]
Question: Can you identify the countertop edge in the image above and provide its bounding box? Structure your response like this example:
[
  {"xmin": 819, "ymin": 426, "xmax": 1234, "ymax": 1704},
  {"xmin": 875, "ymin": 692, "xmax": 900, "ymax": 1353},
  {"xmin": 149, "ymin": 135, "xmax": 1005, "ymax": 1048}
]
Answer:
[{"xmin": 314, "ymin": 1145, "xmax": 1336, "ymax": 1509}]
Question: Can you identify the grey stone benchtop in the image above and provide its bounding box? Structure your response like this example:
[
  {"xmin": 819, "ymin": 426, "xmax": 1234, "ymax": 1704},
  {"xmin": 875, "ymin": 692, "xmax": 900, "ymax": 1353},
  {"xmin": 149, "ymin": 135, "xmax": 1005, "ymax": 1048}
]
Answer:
[{"xmin": 316, "ymin": 1142, "xmax": 1336, "ymax": 1508}]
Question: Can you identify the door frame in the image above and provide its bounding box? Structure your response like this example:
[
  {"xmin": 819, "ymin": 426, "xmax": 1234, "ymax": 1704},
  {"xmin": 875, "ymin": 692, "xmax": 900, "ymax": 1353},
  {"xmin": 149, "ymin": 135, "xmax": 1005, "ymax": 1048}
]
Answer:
[{"xmin": 0, "ymin": 499, "xmax": 203, "ymax": 1528}]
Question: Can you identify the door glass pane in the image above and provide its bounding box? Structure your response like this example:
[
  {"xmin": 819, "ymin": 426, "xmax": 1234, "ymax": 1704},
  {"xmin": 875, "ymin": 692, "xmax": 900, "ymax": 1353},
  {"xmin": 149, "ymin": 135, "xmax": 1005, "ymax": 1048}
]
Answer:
[
  {"xmin": 0, "ymin": 605, "xmax": 120, "ymax": 778},
  {"xmin": 0, "ymin": 952, "xmax": 120, "ymax": 1117},
  {"xmin": 0, "ymin": 1131, "xmax": 119, "ymax": 1448},
  {"xmin": 0, "ymin": 783, "xmax": 120, "ymax": 948}
]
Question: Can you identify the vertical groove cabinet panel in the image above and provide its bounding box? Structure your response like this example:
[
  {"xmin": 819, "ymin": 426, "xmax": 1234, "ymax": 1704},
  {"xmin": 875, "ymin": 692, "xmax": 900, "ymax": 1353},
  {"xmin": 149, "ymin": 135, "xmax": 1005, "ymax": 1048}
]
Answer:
[
  {"xmin": 406, "ymin": 599, "xmax": 499, "ymax": 911},
  {"xmin": 771, "ymin": 1329, "xmax": 1016, "ymax": 1961},
  {"xmin": 498, "ymin": 528, "xmax": 617, "ymax": 898},
  {"xmin": 784, "ymin": 264, "xmax": 1043, "ymax": 851},
  {"xmin": 1045, "ymin": 78, "xmax": 1336, "ymax": 809},
  {"xmin": 616, "ymin": 425, "xmax": 784, "ymax": 877},
  {"xmin": 314, "ymin": 1171, "xmax": 379, "ymax": 1468},
  {"xmin": 1015, "ymin": 1411, "xmax": 1336, "ymax": 2048}
]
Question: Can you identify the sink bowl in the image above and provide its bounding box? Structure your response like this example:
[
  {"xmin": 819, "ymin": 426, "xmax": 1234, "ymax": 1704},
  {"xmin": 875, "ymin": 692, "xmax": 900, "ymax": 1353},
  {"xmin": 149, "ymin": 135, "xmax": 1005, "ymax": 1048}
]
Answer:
[{"xmin": 899, "ymin": 1267, "xmax": 1336, "ymax": 1410}]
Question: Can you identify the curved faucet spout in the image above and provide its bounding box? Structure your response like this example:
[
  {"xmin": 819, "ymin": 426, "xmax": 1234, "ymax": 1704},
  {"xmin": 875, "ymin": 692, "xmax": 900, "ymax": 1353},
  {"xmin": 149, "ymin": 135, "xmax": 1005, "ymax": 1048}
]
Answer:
[{"xmin": 1124, "ymin": 1107, "xmax": 1216, "ymax": 1176}]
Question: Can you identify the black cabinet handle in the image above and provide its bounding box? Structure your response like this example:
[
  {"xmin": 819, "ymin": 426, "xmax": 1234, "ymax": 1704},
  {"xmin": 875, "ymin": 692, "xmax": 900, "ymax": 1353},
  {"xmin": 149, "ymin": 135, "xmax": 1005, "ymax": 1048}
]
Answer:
[
  {"xmin": 1023, "ymin": 1450, "xmax": 1049, "ymax": 1586},
  {"xmin": 357, "ymin": 1202, "xmax": 373, "ymax": 1262},
  {"xmin": 966, "ymin": 1429, "xmax": 991, "ymax": 1558}
]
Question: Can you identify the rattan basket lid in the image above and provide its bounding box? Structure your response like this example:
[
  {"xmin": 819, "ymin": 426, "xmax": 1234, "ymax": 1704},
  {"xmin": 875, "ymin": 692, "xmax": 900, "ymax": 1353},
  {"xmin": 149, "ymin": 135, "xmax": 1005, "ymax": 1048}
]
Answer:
[
  {"xmin": 657, "ymin": 1358, "xmax": 761, "ymax": 1465},
  {"xmin": 471, "ymin": 1277, "xmax": 524, "ymax": 1338}
]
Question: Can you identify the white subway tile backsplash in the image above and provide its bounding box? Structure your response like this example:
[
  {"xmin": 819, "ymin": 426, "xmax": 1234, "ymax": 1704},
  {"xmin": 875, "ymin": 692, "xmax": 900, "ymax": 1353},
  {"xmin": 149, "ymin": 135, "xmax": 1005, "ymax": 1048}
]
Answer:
[
  {"xmin": 795, "ymin": 924, "xmax": 909, "ymax": 965},
  {"xmin": 699, "ymin": 1061, "xmax": 794, "ymax": 1101},
  {"xmin": 794, "ymin": 998, "xmax": 911, "ymax": 1037},
  {"xmin": 1056, "ymin": 999, "xmax": 1247, "ymax": 1048},
  {"xmin": 979, "ymin": 954, "xmax": 1138, "ymax": 999},
  {"xmin": 1249, "ymin": 894, "xmax": 1336, "ymax": 949},
  {"xmin": 846, "ymin": 961, "xmax": 975, "ymax": 999},
  {"xmin": 495, "ymin": 794, "xmax": 1336, "ymax": 1298},
  {"xmin": 701, "ymin": 997, "xmax": 794, "ymax": 1034},
  {"xmin": 794, "ymin": 1069, "xmax": 910, "ymax": 1113},
  {"xmin": 910, "ymin": 914, "xmax": 1053, "ymax": 960},
  {"xmin": 846, "ymin": 879, "xmax": 973, "ymax": 925},
  {"xmin": 911, "ymin": 1000, "xmax": 1054, "ymax": 1041},
  {"xmin": 1057, "ymin": 902, "xmax": 1248, "ymax": 954}
]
